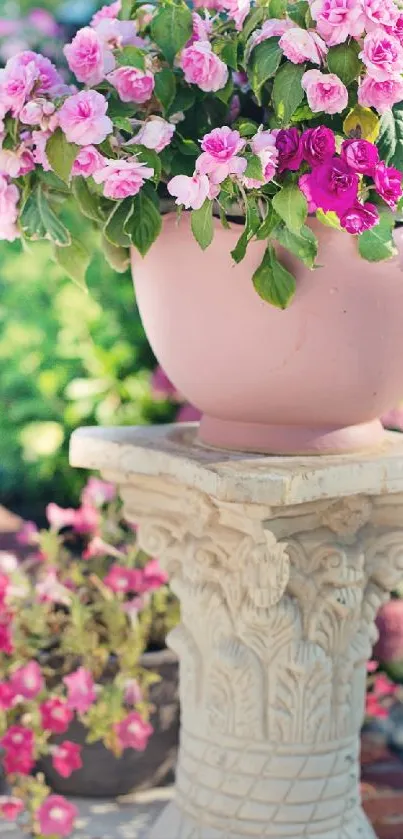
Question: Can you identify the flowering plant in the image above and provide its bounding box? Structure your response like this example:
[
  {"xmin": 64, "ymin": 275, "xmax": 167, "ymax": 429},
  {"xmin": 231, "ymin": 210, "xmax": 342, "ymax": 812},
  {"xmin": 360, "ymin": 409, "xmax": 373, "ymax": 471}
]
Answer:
[
  {"xmin": 1, "ymin": 0, "xmax": 403, "ymax": 308},
  {"xmin": 0, "ymin": 477, "xmax": 178, "ymax": 837}
]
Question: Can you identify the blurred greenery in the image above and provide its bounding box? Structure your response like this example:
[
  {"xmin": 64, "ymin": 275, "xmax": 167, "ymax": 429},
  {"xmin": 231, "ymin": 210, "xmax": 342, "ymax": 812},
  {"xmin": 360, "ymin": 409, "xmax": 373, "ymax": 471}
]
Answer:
[{"xmin": 0, "ymin": 232, "xmax": 175, "ymax": 519}]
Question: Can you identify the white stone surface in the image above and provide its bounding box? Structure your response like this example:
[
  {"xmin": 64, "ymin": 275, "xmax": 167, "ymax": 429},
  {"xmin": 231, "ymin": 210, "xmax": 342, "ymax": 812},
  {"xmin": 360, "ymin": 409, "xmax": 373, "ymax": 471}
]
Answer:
[{"xmin": 70, "ymin": 424, "xmax": 403, "ymax": 839}]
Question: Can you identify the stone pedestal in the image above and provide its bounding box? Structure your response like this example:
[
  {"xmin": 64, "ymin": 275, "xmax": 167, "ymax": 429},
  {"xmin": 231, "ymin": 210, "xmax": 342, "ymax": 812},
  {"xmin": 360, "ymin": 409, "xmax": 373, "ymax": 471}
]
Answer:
[{"xmin": 70, "ymin": 424, "xmax": 403, "ymax": 839}]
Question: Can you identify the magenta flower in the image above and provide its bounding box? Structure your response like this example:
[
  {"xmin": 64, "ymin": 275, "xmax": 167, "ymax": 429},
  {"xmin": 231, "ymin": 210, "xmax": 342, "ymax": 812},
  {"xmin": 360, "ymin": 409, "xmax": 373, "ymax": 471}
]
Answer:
[
  {"xmin": 0, "ymin": 572, "xmax": 9, "ymax": 606},
  {"xmin": 374, "ymin": 161, "xmax": 403, "ymax": 210},
  {"xmin": 41, "ymin": 697, "xmax": 73, "ymax": 734},
  {"xmin": 275, "ymin": 128, "xmax": 303, "ymax": 173},
  {"xmin": 59, "ymin": 90, "xmax": 113, "ymax": 146},
  {"xmin": 72, "ymin": 504, "xmax": 100, "ymax": 535},
  {"xmin": 0, "ymin": 797, "xmax": 24, "ymax": 821},
  {"xmin": 52, "ymin": 741, "xmax": 83, "ymax": 778},
  {"xmin": 341, "ymin": 139, "xmax": 379, "ymax": 176},
  {"xmin": 10, "ymin": 660, "xmax": 44, "ymax": 700},
  {"xmin": 36, "ymin": 795, "xmax": 78, "ymax": 837},
  {"xmin": 114, "ymin": 711, "xmax": 153, "ymax": 751},
  {"xmin": 299, "ymin": 158, "xmax": 359, "ymax": 216},
  {"xmin": 139, "ymin": 559, "xmax": 168, "ymax": 593},
  {"xmin": 0, "ymin": 621, "xmax": 13, "ymax": 655},
  {"xmin": 64, "ymin": 667, "xmax": 97, "ymax": 714},
  {"xmin": 104, "ymin": 564, "xmax": 138, "ymax": 594},
  {"xmin": 302, "ymin": 126, "xmax": 335, "ymax": 167},
  {"xmin": 340, "ymin": 202, "xmax": 379, "ymax": 234},
  {"xmin": 0, "ymin": 725, "xmax": 35, "ymax": 775},
  {"xmin": 0, "ymin": 682, "xmax": 14, "ymax": 710}
]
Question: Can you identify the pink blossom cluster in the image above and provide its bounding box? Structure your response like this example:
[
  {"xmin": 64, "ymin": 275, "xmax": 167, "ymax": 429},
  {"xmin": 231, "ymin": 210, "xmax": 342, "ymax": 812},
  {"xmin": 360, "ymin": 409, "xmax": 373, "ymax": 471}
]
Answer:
[
  {"xmin": 168, "ymin": 125, "xmax": 278, "ymax": 209},
  {"xmin": 366, "ymin": 662, "xmax": 397, "ymax": 719},
  {"xmin": 266, "ymin": 125, "xmax": 402, "ymax": 233}
]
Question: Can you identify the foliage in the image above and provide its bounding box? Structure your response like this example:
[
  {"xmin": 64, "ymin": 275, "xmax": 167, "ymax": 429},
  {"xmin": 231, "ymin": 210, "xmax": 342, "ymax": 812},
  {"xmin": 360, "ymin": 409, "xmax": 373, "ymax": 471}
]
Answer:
[
  {"xmin": 0, "ymin": 477, "xmax": 179, "ymax": 835},
  {"xmin": 0, "ymin": 0, "xmax": 401, "ymax": 312}
]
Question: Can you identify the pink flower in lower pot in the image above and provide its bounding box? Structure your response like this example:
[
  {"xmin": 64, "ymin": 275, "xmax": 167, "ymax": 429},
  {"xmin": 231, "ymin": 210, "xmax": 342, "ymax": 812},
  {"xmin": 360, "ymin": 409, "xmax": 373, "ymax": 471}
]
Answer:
[
  {"xmin": 52, "ymin": 741, "xmax": 83, "ymax": 778},
  {"xmin": 10, "ymin": 660, "xmax": 44, "ymax": 700},
  {"xmin": 0, "ymin": 725, "xmax": 35, "ymax": 775},
  {"xmin": 0, "ymin": 797, "xmax": 24, "ymax": 821},
  {"xmin": 114, "ymin": 711, "xmax": 153, "ymax": 751},
  {"xmin": 36, "ymin": 795, "xmax": 78, "ymax": 837},
  {"xmin": 64, "ymin": 667, "xmax": 96, "ymax": 714},
  {"xmin": 40, "ymin": 697, "xmax": 73, "ymax": 734}
]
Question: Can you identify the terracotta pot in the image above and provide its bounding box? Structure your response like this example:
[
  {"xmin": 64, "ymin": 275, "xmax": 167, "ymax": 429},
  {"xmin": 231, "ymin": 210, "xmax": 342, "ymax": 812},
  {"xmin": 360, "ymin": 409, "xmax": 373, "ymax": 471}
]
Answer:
[
  {"xmin": 132, "ymin": 214, "xmax": 403, "ymax": 454},
  {"xmin": 39, "ymin": 650, "xmax": 179, "ymax": 798}
]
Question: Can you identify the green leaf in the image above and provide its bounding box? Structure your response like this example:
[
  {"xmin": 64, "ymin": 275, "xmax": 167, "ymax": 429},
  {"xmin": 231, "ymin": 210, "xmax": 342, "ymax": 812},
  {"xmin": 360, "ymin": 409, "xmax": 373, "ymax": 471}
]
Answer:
[
  {"xmin": 316, "ymin": 208, "xmax": 341, "ymax": 229},
  {"xmin": 358, "ymin": 210, "xmax": 397, "ymax": 262},
  {"xmin": 102, "ymin": 236, "xmax": 130, "ymax": 273},
  {"xmin": 287, "ymin": 0, "xmax": 309, "ymax": 26},
  {"xmin": 45, "ymin": 129, "xmax": 78, "ymax": 184},
  {"xmin": 151, "ymin": 2, "xmax": 193, "ymax": 64},
  {"xmin": 231, "ymin": 198, "xmax": 260, "ymax": 262},
  {"xmin": 215, "ymin": 75, "xmax": 234, "ymax": 104},
  {"xmin": 125, "ymin": 144, "xmax": 161, "ymax": 181},
  {"xmin": 113, "ymin": 116, "xmax": 133, "ymax": 133},
  {"xmin": 104, "ymin": 198, "xmax": 133, "ymax": 248},
  {"xmin": 175, "ymin": 134, "xmax": 200, "ymax": 156},
  {"xmin": 272, "ymin": 62, "xmax": 305, "ymax": 125},
  {"xmin": 115, "ymin": 46, "xmax": 146, "ymax": 69},
  {"xmin": 234, "ymin": 119, "xmax": 259, "ymax": 137},
  {"xmin": 256, "ymin": 204, "xmax": 280, "ymax": 240},
  {"xmin": 248, "ymin": 37, "xmax": 282, "ymax": 96},
  {"xmin": 378, "ymin": 103, "xmax": 403, "ymax": 171},
  {"xmin": 167, "ymin": 86, "xmax": 196, "ymax": 117},
  {"xmin": 291, "ymin": 103, "xmax": 316, "ymax": 123},
  {"xmin": 124, "ymin": 187, "xmax": 162, "ymax": 256},
  {"xmin": 20, "ymin": 185, "xmax": 71, "ymax": 246},
  {"xmin": 191, "ymin": 199, "xmax": 214, "ymax": 250},
  {"xmin": 72, "ymin": 177, "xmax": 105, "ymax": 223},
  {"xmin": 244, "ymin": 153, "xmax": 264, "ymax": 182},
  {"xmin": 269, "ymin": 0, "xmax": 287, "ymax": 16},
  {"xmin": 242, "ymin": 6, "xmax": 265, "ymax": 42},
  {"xmin": 154, "ymin": 68, "xmax": 176, "ymax": 112},
  {"xmin": 272, "ymin": 185, "xmax": 307, "ymax": 234},
  {"xmin": 107, "ymin": 96, "xmax": 136, "ymax": 119},
  {"xmin": 54, "ymin": 238, "xmax": 90, "ymax": 287},
  {"xmin": 217, "ymin": 39, "xmax": 238, "ymax": 71},
  {"xmin": 272, "ymin": 223, "xmax": 318, "ymax": 268},
  {"xmin": 327, "ymin": 41, "xmax": 362, "ymax": 86},
  {"xmin": 252, "ymin": 245, "xmax": 296, "ymax": 308}
]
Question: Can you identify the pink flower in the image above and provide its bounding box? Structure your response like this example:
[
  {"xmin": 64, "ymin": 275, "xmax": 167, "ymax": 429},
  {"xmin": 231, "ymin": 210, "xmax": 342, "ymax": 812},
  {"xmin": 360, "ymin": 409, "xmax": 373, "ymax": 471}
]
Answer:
[
  {"xmin": 340, "ymin": 202, "xmax": 379, "ymax": 234},
  {"xmin": 0, "ymin": 725, "xmax": 35, "ymax": 775},
  {"xmin": 41, "ymin": 698, "xmax": 73, "ymax": 734},
  {"xmin": 139, "ymin": 559, "xmax": 168, "ymax": 592},
  {"xmin": 192, "ymin": 11, "xmax": 213, "ymax": 41},
  {"xmin": 124, "ymin": 679, "xmax": 142, "ymax": 706},
  {"xmin": 246, "ymin": 18, "xmax": 294, "ymax": 59},
  {"xmin": 0, "ymin": 797, "xmax": 24, "ymax": 821},
  {"xmin": 0, "ymin": 146, "xmax": 35, "ymax": 178},
  {"xmin": 19, "ymin": 98, "xmax": 56, "ymax": 128},
  {"xmin": 302, "ymin": 126, "xmax": 335, "ymax": 167},
  {"xmin": 300, "ymin": 157, "xmax": 358, "ymax": 215},
  {"xmin": 201, "ymin": 126, "xmax": 245, "ymax": 160},
  {"xmin": 134, "ymin": 117, "xmax": 175, "ymax": 152},
  {"xmin": 59, "ymin": 90, "xmax": 113, "ymax": 146},
  {"xmin": 0, "ymin": 621, "xmax": 13, "ymax": 655},
  {"xmin": 168, "ymin": 173, "xmax": 211, "ymax": 209},
  {"xmin": 108, "ymin": 66, "xmax": 155, "ymax": 103},
  {"xmin": 279, "ymin": 28, "xmax": 327, "ymax": 64},
  {"xmin": 0, "ymin": 58, "xmax": 36, "ymax": 116},
  {"xmin": 52, "ymin": 742, "xmax": 83, "ymax": 778},
  {"xmin": 81, "ymin": 477, "xmax": 116, "ymax": 507},
  {"xmin": 341, "ymin": 138, "xmax": 379, "ymax": 175},
  {"xmin": 360, "ymin": 30, "xmax": 403, "ymax": 81},
  {"xmin": 0, "ymin": 572, "xmax": 9, "ymax": 606},
  {"xmin": 64, "ymin": 667, "xmax": 96, "ymax": 714},
  {"xmin": 0, "ymin": 175, "xmax": 20, "ymax": 243},
  {"xmin": 358, "ymin": 74, "xmax": 403, "ymax": 112},
  {"xmin": 104, "ymin": 564, "xmax": 137, "ymax": 594},
  {"xmin": 8, "ymin": 51, "xmax": 63, "ymax": 95},
  {"xmin": 37, "ymin": 569, "xmax": 72, "ymax": 606},
  {"xmin": 275, "ymin": 128, "xmax": 303, "ymax": 173},
  {"xmin": 391, "ymin": 13, "xmax": 403, "ymax": 45},
  {"xmin": 309, "ymin": 0, "xmax": 365, "ymax": 46},
  {"xmin": 0, "ymin": 682, "xmax": 14, "ymax": 710},
  {"xmin": 72, "ymin": 504, "xmax": 100, "ymax": 535},
  {"xmin": 16, "ymin": 520, "xmax": 38, "ymax": 546},
  {"xmin": 64, "ymin": 27, "xmax": 112, "ymax": 86},
  {"xmin": 10, "ymin": 661, "xmax": 44, "ymax": 700},
  {"xmin": 28, "ymin": 8, "xmax": 60, "ymax": 37},
  {"xmin": 93, "ymin": 157, "xmax": 154, "ymax": 199},
  {"xmin": 302, "ymin": 69, "xmax": 348, "ymax": 114},
  {"xmin": 91, "ymin": 0, "xmax": 121, "ymax": 26},
  {"xmin": 32, "ymin": 129, "xmax": 52, "ymax": 172},
  {"xmin": 94, "ymin": 18, "xmax": 142, "ymax": 50},
  {"xmin": 180, "ymin": 41, "xmax": 228, "ymax": 92},
  {"xmin": 46, "ymin": 503, "xmax": 76, "ymax": 530},
  {"xmin": 364, "ymin": 0, "xmax": 399, "ymax": 32},
  {"xmin": 220, "ymin": 0, "xmax": 250, "ymax": 30},
  {"xmin": 72, "ymin": 145, "xmax": 105, "ymax": 179},
  {"xmin": 243, "ymin": 129, "xmax": 278, "ymax": 187},
  {"xmin": 114, "ymin": 712, "xmax": 153, "ymax": 751},
  {"xmin": 36, "ymin": 795, "xmax": 78, "ymax": 837},
  {"xmin": 374, "ymin": 161, "xmax": 403, "ymax": 210}
]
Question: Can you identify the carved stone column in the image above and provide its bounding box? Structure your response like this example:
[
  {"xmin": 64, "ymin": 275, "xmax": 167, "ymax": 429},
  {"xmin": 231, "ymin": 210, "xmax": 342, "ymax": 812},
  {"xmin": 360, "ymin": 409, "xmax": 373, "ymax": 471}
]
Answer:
[{"xmin": 70, "ymin": 425, "xmax": 403, "ymax": 839}]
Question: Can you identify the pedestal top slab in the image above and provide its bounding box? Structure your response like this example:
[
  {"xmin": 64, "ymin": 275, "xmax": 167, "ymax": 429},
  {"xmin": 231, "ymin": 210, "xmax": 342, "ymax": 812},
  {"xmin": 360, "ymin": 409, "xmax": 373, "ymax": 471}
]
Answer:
[{"xmin": 70, "ymin": 423, "xmax": 403, "ymax": 508}]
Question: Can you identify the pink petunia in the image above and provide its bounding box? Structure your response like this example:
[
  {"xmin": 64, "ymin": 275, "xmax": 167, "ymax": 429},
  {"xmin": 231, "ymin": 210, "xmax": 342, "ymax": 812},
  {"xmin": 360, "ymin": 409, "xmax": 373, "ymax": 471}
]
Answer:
[
  {"xmin": 36, "ymin": 795, "xmax": 78, "ymax": 838},
  {"xmin": 41, "ymin": 697, "xmax": 73, "ymax": 734},
  {"xmin": 81, "ymin": 477, "xmax": 116, "ymax": 507},
  {"xmin": 114, "ymin": 711, "xmax": 153, "ymax": 751},
  {"xmin": 64, "ymin": 667, "xmax": 96, "ymax": 714},
  {"xmin": 0, "ymin": 797, "xmax": 24, "ymax": 821},
  {"xmin": 52, "ymin": 741, "xmax": 83, "ymax": 778},
  {"xmin": 10, "ymin": 661, "xmax": 44, "ymax": 700}
]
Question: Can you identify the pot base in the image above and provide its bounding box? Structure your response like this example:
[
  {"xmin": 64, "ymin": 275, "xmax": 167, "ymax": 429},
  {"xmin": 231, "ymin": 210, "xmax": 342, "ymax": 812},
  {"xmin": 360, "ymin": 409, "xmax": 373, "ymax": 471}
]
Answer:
[{"xmin": 198, "ymin": 416, "xmax": 386, "ymax": 455}]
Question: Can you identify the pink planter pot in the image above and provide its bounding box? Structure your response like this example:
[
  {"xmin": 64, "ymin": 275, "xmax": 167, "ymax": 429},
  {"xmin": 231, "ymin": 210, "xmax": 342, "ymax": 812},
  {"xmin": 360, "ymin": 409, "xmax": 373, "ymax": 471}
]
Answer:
[{"xmin": 132, "ymin": 214, "xmax": 403, "ymax": 454}]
